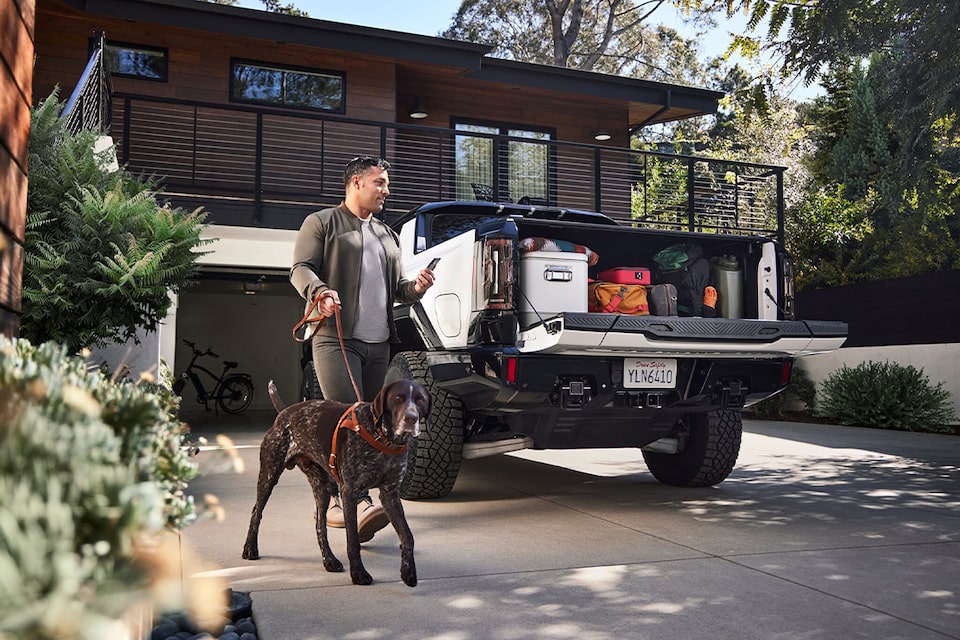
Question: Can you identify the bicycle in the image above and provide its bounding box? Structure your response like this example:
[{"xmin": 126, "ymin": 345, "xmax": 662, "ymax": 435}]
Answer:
[{"xmin": 173, "ymin": 340, "xmax": 254, "ymax": 414}]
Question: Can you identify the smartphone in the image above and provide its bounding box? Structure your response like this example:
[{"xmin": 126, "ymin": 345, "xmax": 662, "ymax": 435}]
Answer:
[{"xmin": 427, "ymin": 257, "xmax": 441, "ymax": 270}]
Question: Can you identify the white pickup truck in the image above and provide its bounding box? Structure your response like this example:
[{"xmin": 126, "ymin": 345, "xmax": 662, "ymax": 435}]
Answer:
[{"xmin": 373, "ymin": 201, "xmax": 847, "ymax": 498}]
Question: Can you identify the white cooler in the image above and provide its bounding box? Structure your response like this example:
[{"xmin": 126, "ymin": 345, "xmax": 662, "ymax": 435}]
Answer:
[{"xmin": 519, "ymin": 251, "xmax": 588, "ymax": 325}]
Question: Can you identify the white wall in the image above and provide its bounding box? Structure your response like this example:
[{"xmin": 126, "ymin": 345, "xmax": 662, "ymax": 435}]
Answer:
[
  {"xmin": 798, "ymin": 344, "xmax": 960, "ymax": 423},
  {"xmin": 89, "ymin": 327, "xmax": 162, "ymax": 379}
]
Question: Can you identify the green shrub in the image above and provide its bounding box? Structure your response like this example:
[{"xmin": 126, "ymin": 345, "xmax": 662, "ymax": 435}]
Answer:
[
  {"xmin": 0, "ymin": 336, "xmax": 199, "ymax": 637},
  {"xmin": 748, "ymin": 363, "xmax": 817, "ymax": 419},
  {"xmin": 23, "ymin": 89, "xmax": 210, "ymax": 353},
  {"xmin": 817, "ymin": 360, "xmax": 956, "ymax": 432}
]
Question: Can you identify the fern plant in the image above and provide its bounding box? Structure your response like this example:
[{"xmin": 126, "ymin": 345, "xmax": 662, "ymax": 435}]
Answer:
[{"xmin": 22, "ymin": 89, "xmax": 211, "ymax": 352}]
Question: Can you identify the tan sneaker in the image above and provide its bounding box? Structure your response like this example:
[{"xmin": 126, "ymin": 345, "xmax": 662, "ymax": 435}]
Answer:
[
  {"xmin": 326, "ymin": 497, "xmax": 345, "ymax": 528},
  {"xmin": 357, "ymin": 496, "xmax": 390, "ymax": 543}
]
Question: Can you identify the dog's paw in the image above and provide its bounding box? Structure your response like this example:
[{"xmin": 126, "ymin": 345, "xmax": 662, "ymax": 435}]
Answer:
[
  {"xmin": 241, "ymin": 547, "xmax": 259, "ymax": 560},
  {"xmin": 323, "ymin": 557, "xmax": 344, "ymax": 573},
  {"xmin": 351, "ymin": 568, "xmax": 373, "ymax": 585},
  {"xmin": 402, "ymin": 559, "xmax": 417, "ymax": 587}
]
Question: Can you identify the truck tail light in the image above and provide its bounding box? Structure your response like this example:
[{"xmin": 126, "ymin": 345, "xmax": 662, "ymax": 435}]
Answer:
[
  {"xmin": 781, "ymin": 359, "xmax": 793, "ymax": 386},
  {"xmin": 505, "ymin": 355, "xmax": 517, "ymax": 384},
  {"xmin": 478, "ymin": 236, "xmax": 515, "ymax": 310}
]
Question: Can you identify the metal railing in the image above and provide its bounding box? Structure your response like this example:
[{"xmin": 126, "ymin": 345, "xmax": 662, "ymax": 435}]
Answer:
[
  {"xmin": 110, "ymin": 92, "xmax": 785, "ymax": 243},
  {"xmin": 62, "ymin": 32, "xmax": 112, "ymax": 136}
]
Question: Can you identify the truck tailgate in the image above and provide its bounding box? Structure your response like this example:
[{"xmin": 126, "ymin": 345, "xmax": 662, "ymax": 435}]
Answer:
[{"xmin": 517, "ymin": 313, "xmax": 848, "ymax": 357}]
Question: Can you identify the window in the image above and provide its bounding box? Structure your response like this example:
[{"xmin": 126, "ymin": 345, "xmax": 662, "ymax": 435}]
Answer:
[
  {"xmin": 230, "ymin": 59, "xmax": 345, "ymax": 112},
  {"xmin": 454, "ymin": 120, "xmax": 554, "ymax": 205},
  {"xmin": 431, "ymin": 213, "xmax": 502, "ymax": 246},
  {"xmin": 99, "ymin": 40, "xmax": 168, "ymax": 81}
]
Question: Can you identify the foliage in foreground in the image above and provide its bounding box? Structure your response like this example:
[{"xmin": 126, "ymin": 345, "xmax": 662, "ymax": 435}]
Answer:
[
  {"xmin": 817, "ymin": 360, "xmax": 956, "ymax": 432},
  {"xmin": 0, "ymin": 336, "xmax": 199, "ymax": 638},
  {"xmin": 22, "ymin": 89, "xmax": 210, "ymax": 353}
]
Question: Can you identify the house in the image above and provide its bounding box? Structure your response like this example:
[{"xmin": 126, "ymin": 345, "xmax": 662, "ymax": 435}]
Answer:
[{"xmin": 31, "ymin": 0, "xmax": 788, "ymax": 410}]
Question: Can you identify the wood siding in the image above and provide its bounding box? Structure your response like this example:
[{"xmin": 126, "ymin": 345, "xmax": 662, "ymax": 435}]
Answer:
[
  {"xmin": 0, "ymin": 0, "xmax": 34, "ymax": 337},
  {"xmin": 33, "ymin": 2, "xmax": 397, "ymax": 120}
]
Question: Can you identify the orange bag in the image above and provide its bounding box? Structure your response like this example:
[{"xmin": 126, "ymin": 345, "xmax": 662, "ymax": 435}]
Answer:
[{"xmin": 588, "ymin": 282, "xmax": 649, "ymax": 315}]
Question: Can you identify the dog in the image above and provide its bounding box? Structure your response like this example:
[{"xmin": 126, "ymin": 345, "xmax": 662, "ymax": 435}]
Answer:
[{"xmin": 241, "ymin": 378, "xmax": 429, "ymax": 587}]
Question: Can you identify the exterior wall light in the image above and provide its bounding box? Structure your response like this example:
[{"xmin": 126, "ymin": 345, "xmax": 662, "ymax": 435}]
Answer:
[{"xmin": 409, "ymin": 98, "xmax": 428, "ymax": 119}]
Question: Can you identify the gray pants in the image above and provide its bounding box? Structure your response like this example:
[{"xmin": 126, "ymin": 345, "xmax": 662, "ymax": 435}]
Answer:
[{"xmin": 311, "ymin": 336, "xmax": 390, "ymax": 404}]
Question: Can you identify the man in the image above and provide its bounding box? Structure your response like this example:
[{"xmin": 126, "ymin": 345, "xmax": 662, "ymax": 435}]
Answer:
[{"xmin": 290, "ymin": 156, "xmax": 435, "ymax": 542}]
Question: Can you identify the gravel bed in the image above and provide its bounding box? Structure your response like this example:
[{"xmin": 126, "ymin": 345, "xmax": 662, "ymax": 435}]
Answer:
[{"xmin": 148, "ymin": 590, "xmax": 258, "ymax": 640}]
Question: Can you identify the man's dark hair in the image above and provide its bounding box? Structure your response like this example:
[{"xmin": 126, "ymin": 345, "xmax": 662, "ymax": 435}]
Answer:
[{"xmin": 343, "ymin": 156, "xmax": 391, "ymax": 185}]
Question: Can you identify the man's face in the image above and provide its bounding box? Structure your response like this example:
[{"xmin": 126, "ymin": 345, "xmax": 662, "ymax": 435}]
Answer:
[{"xmin": 352, "ymin": 166, "xmax": 390, "ymax": 214}]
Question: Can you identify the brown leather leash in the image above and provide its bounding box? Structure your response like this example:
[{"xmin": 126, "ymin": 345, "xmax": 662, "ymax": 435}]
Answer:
[
  {"xmin": 293, "ymin": 290, "xmax": 407, "ymax": 483},
  {"xmin": 293, "ymin": 290, "xmax": 362, "ymax": 401}
]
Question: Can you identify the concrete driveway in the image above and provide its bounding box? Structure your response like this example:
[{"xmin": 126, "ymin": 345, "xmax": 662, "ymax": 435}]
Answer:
[{"xmin": 180, "ymin": 413, "xmax": 960, "ymax": 640}]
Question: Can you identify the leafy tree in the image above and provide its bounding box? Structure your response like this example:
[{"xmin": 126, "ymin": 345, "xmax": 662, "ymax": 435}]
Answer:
[
  {"xmin": 22, "ymin": 90, "xmax": 210, "ymax": 353},
  {"xmin": 794, "ymin": 46, "xmax": 960, "ymax": 287},
  {"xmin": 443, "ymin": 0, "xmax": 705, "ymax": 81},
  {"xmin": 201, "ymin": 0, "xmax": 307, "ymax": 16},
  {"xmin": 675, "ymin": 0, "xmax": 959, "ymax": 203}
]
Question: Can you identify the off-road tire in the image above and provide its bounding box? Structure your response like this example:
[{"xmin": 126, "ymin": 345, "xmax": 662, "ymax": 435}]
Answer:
[
  {"xmin": 218, "ymin": 375, "xmax": 254, "ymax": 414},
  {"xmin": 386, "ymin": 351, "xmax": 464, "ymax": 499},
  {"xmin": 642, "ymin": 408, "xmax": 742, "ymax": 487}
]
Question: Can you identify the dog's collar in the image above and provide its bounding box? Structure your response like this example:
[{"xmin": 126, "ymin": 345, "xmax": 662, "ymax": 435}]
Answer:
[{"xmin": 328, "ymin": 402, "xmax": 409, "ymax": 484}]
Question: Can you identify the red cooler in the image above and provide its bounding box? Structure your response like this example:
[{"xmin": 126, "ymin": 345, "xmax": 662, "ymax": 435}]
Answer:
[{"xmin": 596, "ymin": 266, "xmax": 652, "ymax": 285}]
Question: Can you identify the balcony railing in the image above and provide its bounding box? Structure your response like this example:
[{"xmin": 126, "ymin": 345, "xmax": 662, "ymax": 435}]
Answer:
[
  {"xmin": 111, "ymin": 92, "xmax": 785, "ymax": 244},
  {"xmin": 62, "ymin": 32, "xmax": 112, "ymax": 136}
]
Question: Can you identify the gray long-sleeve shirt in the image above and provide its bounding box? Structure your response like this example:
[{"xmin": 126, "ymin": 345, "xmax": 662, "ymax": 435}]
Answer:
[{"xmin": 290, "ymin": 204, "xmax": 422, "ymax": 342}]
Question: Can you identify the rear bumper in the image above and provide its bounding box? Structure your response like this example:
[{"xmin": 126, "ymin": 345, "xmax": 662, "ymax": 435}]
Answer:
[
  {"xmin": 428, "ymin": 350, "xmax": 791, "ymax": 413},
  {"xmin": 427, "ymin": 350, "xmax": 791, "ymax": 448}
]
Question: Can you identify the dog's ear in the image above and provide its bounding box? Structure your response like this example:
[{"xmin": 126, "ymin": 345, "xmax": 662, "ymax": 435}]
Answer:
[{"xmin": 371, "ymin": 382, "xmax": 391, "ymax": 425}]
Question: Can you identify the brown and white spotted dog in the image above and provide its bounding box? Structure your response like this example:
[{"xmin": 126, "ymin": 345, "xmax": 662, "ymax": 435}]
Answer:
[{"xmin": 241, "ymin": 379, "xmax": 429, "ymax": 587}]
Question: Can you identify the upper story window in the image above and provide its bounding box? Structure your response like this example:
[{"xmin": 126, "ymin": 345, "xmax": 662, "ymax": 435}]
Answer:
[
  {"xmin": 230, "ymin": 59, "xmax": 345, "ymax": 113},
  {"xmin": 453, "ymin": 120, "xmax": 554, "ymax": 205},
  {"xmin": 99, "ymin": 40, "xmax": 168, "ymax": 81}
]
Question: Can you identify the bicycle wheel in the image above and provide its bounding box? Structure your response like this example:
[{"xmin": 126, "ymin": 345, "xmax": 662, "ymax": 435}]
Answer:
[{"xmin": 218, "ymin": 375, "xmax": 254, "ymax": 414}]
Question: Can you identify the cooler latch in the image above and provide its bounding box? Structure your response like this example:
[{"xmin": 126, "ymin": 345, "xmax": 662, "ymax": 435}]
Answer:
[{"xmin": 543, "ymin": 266, "xmax": 573, "ymax": 282}]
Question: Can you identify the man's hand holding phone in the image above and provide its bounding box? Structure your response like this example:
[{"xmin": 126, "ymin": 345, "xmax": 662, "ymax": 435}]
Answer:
[{"xmin": 415, "ymin": 257, "xmax": 440, "ymax": 293}]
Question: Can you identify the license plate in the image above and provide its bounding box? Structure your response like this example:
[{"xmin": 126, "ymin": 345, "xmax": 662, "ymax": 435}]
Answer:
[{"xmin": 624, "ymin": 358, "xmax": 677, "ymax": 389}]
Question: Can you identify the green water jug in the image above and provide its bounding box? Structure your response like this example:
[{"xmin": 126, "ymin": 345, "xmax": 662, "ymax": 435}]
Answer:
[{"xmin": 710, "ymin": 255, "xmax": 743, "ymax": 319}]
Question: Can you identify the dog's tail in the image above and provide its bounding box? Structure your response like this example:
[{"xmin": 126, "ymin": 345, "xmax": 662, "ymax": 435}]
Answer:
[{"xmin": 267, "ymin": 380, "xmax": 286, "ymax": 413}]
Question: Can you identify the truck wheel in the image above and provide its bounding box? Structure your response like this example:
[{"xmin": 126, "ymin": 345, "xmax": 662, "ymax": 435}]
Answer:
[
  {"xmin": 386, "ymin": 351, "xmax": 464, "ymax": 499},
  {"xmin": 642, "ymin": 409, "xmax": 742, "ymax": 487}
]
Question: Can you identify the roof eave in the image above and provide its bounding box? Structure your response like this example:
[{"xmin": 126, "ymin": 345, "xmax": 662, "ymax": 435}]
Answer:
[
  {"xmin": 473, "ymin": 58, "xmax": 723, "ymax": 123},
  {"xmin": 61, "ymin": 0, "xmax": 492, "ymax": 69}
]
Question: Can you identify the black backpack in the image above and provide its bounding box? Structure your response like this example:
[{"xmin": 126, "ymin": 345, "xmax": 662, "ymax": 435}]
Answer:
[{"xmin": 653, "ymin": 243, "xmax": 712, "ymax": 317}]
